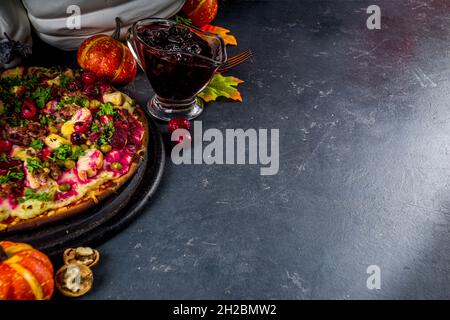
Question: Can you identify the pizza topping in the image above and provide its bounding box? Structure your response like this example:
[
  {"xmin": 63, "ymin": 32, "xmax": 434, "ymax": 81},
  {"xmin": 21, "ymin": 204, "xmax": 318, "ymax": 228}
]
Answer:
[
  {"xmin": 56, "ymin": 95, "xmax": 90, "ymax": 111},
  {"xmin": 30, "ymin": 139, "xmax": 44, "ymax": 151},
  {"xmin": 72, "ymin": 108, "xmax": 92, "ymax": 123},
  {"xmin": 18, "ymin": 188, "xmax": 54, "ymax": 203},
  {"xmin": 110, "ymin": 126, "xmax": 127, "ymax": 150},
  {"xmin": 99, "ymin": 114, "xmax": 114, "ymax": 124},
  {"xmin": 24, "ymin": 160, "xmax": 46, "ymax": 189},
  {"xmin": 110, "ymin": 162, "xmax": 122, "ymax": 171},
  {"xmin": 58, "ymin": 183, "xmax": 71, "ymax": 192},
  {"xmin": 100, "ymin": 144, "xmax": 112, "ymax": 153},
  {"xmin": 70, "ymin": 132, "xmax": 86, "ymax": 145},
  {"xmin": 31, "ymin": 87, "xmax": 52, "ymax": 108},
  {"xmin": 0, "ymin": 171, "xmax": 24, "ymax": 184},
  {"xmin": 38, "ymin": 146, "xmax": 52, "ymax": 161},
  {"xmin": 74, "ymin": 121, "xmax": 88, "ymax": 133},
  {"xmin": 102, "ymin": 92, "xmax": 123, "ymax": 106},
  {"xmin": 128, "ymin": 116, "xmax": 145, "ymax": 146},
  {"xmin": 0, "ymin": 140, "xmax": 11, "ymax": 153},
  {"xmin": 67, "ymin": 80, "xmax": 82, "ymax": 91},
  {"xmin": 26, "ymin": 158, "xmax": 43, "ymax": 172},
  {"xmin": 82, "ymin": 84, "xmax": 99, "ymax": 97},
  {"xmin": 51, "ymin": 143, "xmax": 84, "ymax": 162},
  {"xmin": 21, "ymin": 98, "xmax": 37, "ymax": 119},
  {"xmin": 31, "ymin": 167, "xmax": 50, "ymax": 186},
  {"xmin": 0, "ymin": 157, "xmax": 24, "ymax": 181},
  {"xmin": 44, "ymin": 134, "xmax": 69, "ymax": 150},
  {"xmin": 76, "ymin": 149, "xmax": 103, "ymax": 181},
  {"xmin": 105, "ymin": 149, "xmax": 133, "ymax": 175},
  {"xmin": 60, "ymin": 121, "xmax": 74, "ymax": 138},
  {"xmin": 96, "ymin": 121, "xmax": 115, "ymax": 146},
  {"xmin": 97, "ymin": 102, "xmax": 116, "ymax": 117},
  {"xmin": 81, "ymin": 72, "xmax": 96, "ymax": 85},
  {"xmin": 48, "ymin": 161, "xmax": 62, "ymax": 180},
  {"xmin": 64, "ymin": 160, "xmax": 76, "ymax": 170}
]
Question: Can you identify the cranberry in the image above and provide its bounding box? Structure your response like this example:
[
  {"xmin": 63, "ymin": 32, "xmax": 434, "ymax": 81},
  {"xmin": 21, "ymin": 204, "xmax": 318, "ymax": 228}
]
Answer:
[
  {"xmin": 70, "ymin": 132, "xmax": 86, "ymax": 145},
  {"xmin": 0, "ymin": 140, "xmax": 12, "ymax": 153},
  {"xmin": 100, "ymin": 115, "xmax": 114, "ymax": 124},
  {"xmin": 167, "ymin": 117, "xmax": 191, "ymax": 134},
  {"xmin": 74, "ymin": 121, "xmax": 88, "ymax": 133},
  {"xmin": 82, "ymin": 72, "xmax": 97, "ymax": 84},
  {"xmin": 21, "ymin": 98, "xmax": 37, "ymax": 119}
]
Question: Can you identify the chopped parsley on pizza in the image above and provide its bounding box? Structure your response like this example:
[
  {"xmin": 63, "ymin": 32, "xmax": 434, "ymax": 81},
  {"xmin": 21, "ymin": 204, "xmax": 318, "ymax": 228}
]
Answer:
[{"xmin": 0, "ymin": 66, "xmax": 147, "ymax": 232}]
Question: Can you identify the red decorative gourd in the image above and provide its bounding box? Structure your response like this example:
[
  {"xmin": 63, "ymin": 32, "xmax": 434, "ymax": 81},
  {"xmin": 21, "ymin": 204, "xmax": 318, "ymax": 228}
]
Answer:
[
  {"xmin": 77, "ymin": 18, "xmax": 137, "ymax": 86},
  {"xmin": 181, "ymin": 0, "xmax": 218, "ymax": 27},
  {"xmin": 0, "ymin": 241, "xmax": 54, "ymax": 300}
]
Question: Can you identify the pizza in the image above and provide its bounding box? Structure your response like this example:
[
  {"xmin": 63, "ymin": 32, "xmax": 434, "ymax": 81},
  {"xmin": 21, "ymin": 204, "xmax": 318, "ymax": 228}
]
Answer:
[{"xmin": 0, "ymin": 66, "xmax": 148, "ymax": 232}]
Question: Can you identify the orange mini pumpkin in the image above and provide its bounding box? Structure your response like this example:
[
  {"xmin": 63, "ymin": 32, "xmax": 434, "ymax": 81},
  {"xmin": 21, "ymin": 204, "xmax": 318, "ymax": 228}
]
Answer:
[
  {"xmin": 0, "ymin": 241, "xmax": 54, "ymax": 300},
  {"xmin": 77, "ymin": 18, "xmax": 137, "ymax": 86},
  {"xmin": 181, "ymin": 0, "xmax": 218, "ymax": 27}
]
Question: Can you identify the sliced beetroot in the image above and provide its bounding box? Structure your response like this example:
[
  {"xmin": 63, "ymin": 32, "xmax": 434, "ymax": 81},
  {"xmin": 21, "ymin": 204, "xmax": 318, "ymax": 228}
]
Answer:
[
  {"xmin": 126, "ymin": 144, "xmax": 137, "ymax": 154},
  {"xmin": 115, "ymin": 119, "xmax": 129, "ymax": 129},
  {"xmin": 0, "ymin": 159, "xmax": 23, "ymax": 176},
  {"xmin": 111, "ymin": 127, "xmax": 128, "ymax": 150},
  {"xmin": 68, "ymin": 80, "xmax": 82, "ymax": 91},
  {"xmin": 127, "ymin": 119, "xmax": 144, "ymax": 146},
  {"xmin": 82, "ymin": 84, "xmax": 98, "ymax": 97},
  {"xmin": 89, "ymin": 132, "xmax": 100, "ymax": 143},
  {"xmin": 10, "ymin": 181, "xmax": 25, "ymax": 198},
  {"xmin": 51, "ymin": 86, "xmax": 63, "ymax": 100}
]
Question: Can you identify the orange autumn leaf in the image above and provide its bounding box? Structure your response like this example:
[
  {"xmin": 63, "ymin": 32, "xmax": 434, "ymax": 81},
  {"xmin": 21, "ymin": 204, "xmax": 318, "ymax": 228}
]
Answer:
[
  {"xmin": 198, "ymin": 73, "xmax": 244, "ymax": 102},
  {"xmin": 201, "ymin": 24, "xmax": 237, "ymax": 46}
]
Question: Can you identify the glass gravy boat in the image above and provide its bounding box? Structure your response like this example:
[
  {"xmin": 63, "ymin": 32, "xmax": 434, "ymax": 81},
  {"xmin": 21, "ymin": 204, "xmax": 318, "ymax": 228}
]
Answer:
[{"xmin": 127, "ymin": 18, "xmax": 227, "ymax": 121}]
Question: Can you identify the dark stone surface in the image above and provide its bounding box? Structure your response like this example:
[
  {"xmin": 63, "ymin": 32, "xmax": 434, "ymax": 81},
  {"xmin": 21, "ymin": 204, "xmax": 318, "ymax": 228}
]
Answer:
[{"xmin": 36, "ymin": 0, "xmax": 450, "ymax": 299}]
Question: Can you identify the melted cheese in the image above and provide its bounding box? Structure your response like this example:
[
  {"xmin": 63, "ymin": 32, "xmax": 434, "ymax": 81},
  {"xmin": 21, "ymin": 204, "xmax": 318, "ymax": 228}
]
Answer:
[{"xmin": 0, "ymin": 170, "xmax": 114, "ymax": 221}]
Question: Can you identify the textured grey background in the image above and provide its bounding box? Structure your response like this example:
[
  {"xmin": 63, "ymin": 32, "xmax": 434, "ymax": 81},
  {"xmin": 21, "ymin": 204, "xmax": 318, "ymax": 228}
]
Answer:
[{"xmin": 41, "ymin": 0, "xmax": 450, "ymax": 299}]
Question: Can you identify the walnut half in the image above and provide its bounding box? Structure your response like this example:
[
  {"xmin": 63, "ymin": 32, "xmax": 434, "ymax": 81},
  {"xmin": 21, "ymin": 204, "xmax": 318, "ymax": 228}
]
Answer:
[
  {"xmin": 55, "ymin": 263, "xmax": 93, "ymax": 298},
  {"xmin": 63, "ymin": 247, "xmax": 100, "ymax": 267}
]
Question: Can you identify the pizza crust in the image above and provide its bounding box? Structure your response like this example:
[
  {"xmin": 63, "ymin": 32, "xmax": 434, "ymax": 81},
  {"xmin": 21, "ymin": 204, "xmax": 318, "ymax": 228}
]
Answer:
[{"xmin": 0, "ymin": 107, "xmax": 149, "ymax": 233}]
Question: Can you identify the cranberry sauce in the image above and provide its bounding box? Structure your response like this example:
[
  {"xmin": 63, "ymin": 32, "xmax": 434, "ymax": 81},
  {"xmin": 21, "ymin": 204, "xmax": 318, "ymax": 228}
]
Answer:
[{"xmin": 136, "ymin": 23, "xmax": 217, "ymax": 102}]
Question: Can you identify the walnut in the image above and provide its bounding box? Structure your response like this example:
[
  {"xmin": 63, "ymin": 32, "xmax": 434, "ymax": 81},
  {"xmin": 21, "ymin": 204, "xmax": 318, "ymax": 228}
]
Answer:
[
  {"xmin": 63, "ymin": 247, "xmax": 100, "ymax": 267},
  {"xmin": 55, "ymin": 263, "xmax": 93, "ymax": 297}
]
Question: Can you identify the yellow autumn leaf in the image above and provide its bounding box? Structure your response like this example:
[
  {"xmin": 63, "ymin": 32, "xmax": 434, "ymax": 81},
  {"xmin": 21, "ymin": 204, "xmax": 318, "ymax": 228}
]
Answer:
[
  {"xmin": 200, "ymin": 24, "xmax": 238, "ymax": 46},
  {"xmin": 198, "ymin": 73, "xmax": 244, "ymax": 103}
]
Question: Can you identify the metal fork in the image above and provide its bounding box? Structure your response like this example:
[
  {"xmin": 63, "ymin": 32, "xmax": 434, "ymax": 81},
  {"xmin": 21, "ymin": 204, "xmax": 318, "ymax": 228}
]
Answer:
[{"xmin": 217, "ymin": 50, "xmax": 253, "ymax": 73}]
